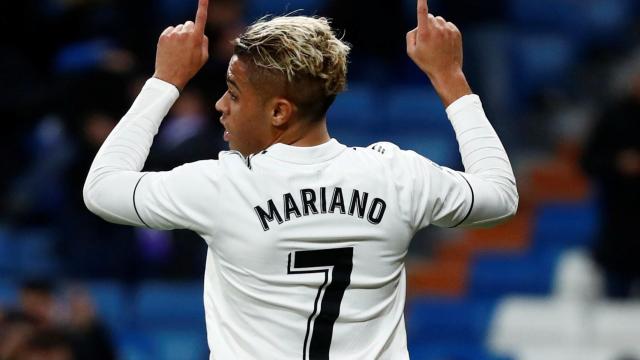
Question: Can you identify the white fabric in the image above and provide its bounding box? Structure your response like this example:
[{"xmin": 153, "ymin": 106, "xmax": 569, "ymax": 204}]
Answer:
[{"xmin": 84, "ymin": 78, "xmax": 518, "ymax": 359}]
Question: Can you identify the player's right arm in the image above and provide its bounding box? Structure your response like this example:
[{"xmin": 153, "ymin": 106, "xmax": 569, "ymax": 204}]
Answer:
[
  {"xmin": 397, "ymin": 0, "xmax": 518, "ymax": 229},
  {"xmin": 83, "ymin": 0, "xmax": 214, "ymax": 231}
]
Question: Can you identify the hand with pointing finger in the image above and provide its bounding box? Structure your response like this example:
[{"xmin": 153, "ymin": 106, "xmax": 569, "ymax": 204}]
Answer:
[
  {"xmin": 153, "ymin": 0, "xmax": 210, "ymax": 92},
  {"xmin": 406, "ymin": 0, "xmax": 471, "ymax": 106}
]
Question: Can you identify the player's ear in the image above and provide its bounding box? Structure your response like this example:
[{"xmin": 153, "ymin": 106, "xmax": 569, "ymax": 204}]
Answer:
[{"xmin": 270, "ymin": 98, "xmax": 295, "ymax": 127}]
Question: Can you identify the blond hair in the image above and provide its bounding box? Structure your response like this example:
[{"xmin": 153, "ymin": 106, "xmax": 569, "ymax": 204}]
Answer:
[{"xmin": 234, "ymin": 15, "xmax": 351, "ymax": 119}]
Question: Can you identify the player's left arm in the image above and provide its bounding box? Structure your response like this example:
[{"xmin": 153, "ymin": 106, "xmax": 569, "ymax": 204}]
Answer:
[
  {"xmin": 83, "ymin": 0, "xmax": 212, "ymax": 229},
  {"xmin": 406, "ymin": 0, "xmax": 518, "ymax": 228}
]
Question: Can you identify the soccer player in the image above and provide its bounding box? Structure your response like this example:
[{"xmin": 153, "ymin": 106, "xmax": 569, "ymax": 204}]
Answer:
[{"xmin": 83, "ymin": 0, "xmax": 518, "ymax": 358}]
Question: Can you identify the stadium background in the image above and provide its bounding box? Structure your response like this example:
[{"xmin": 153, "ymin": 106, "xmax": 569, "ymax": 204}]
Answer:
[{"xmin": 1, "ymin": 0, "xmax": 639, "ymax": 359}]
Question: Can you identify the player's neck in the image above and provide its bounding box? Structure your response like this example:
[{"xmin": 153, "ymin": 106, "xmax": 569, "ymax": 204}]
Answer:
[{"xmin": 271, "ymin": 118, "xmax": 331, "ymax": 148}]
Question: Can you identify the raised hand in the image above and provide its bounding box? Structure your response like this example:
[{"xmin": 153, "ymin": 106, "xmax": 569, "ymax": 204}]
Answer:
[
  {"xmin": 153, "ymin": 0, "xmax": 210, "ymax": 91},
  {"xmin": 406, "ymin": 0, "xmax": 471, "ymax": 106}
]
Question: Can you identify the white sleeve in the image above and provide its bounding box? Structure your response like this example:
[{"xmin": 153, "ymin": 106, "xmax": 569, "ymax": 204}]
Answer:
[
  {"xmin": 82, "ymin": 78, "xmax": 217, "ymax": 231},
  {"xmin": 407, "ymin": 94, "xmax": 518, "ymax": 229}
]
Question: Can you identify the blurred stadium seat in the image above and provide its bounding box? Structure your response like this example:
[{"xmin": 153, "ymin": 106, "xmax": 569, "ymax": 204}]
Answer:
[
  {"xmin": 134, "ymin": 282, "xmax": 206, "ymax": 330},
  {"xmin": 508, "ymin": 0, "xmax": 633, "ymax": 47},
  {"xmin": 326, "ymin": 83, "xmax": 379, "ymax": 131},
  {"xmin": 509, "ymin": 33, "xmax": 578, "ymax": 102},
  {"xmin": 0, "ymin": 226, "xmax": 16, "ymax": 273},
  {"xmin": 384, "ymin": 86, "xmax": 447, "ymax": 130},
  {"xmin": 13, "ymin": 229, "xmax": 60, "ymax": 278},
  {"xmin": 407, "ymin": 297, "xmax": 497, "ymax": 345},
  {"xmin": 147, "ymin": 329, "xmax": 209, "ymax": 360},
  {"xmin": 469, "ymin": 252, "xmax": 557, "ymax": 298},
  {"xmin": 0, "ymin": 279, "xmax": 17, "ymax": 306},
  {"xmin": 532, "ymin": 199, "xmax": 599, "ymax": 253},
  {"xmin": 116, "ymin": 330, "xmax": 155, "ymax": 360},
  {"xmin": 410, "ymin": 343, "xmax": 513, "ymax": 360},
  {"xmin": 86, "ymin": 281, "xmax": 130, "ymax": 333}
]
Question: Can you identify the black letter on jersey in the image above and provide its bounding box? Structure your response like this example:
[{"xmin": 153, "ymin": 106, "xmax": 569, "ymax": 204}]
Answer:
[
  {"xmin": 348, "ymin": 190, "xmax": 369, "ymax": 218},
  {"xmin": 300, "ymin": 189, "xmax": 319, "ymax": 216},
  {"xmin": 254, "ymin": 200, "xmax": 284, "ymax": 231},
  {"xmin": 284, "ymin": 193, "xmax": 302, "ymax": 221},
  {"xmin": 319, "ymin": 187, "xmax": 327, "ymax": 214},
  {"xmin": 367, "ymin": 198, "xmax": 386, "ymax": 224},
  {"xmin": 328, "ymin": 187, "xmax": 346, "ymax": 214}
]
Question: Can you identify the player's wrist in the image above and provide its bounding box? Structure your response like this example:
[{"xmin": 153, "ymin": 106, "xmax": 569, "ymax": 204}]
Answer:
[
  {"xmin": 428, "ymin": 69, "xmax": 472, "ymax": 108},
  {"xmin": 152, "ymin": 72, "xmax": 185, "ymax": 92}
]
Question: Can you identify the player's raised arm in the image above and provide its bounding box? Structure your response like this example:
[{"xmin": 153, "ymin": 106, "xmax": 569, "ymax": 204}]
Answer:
[
  {"xmin": 402, "ymin": 0, "xmax": 518, "ymax": 228},
  {"xmin": 83, "ymin": 0, "xmax": 213, "ymax": 228},
  {"xmin": 406, "ymin": 0, "xmax": 471, "ymax": 107},
  {"xmin": 153, "ymin": 0, "xmax": 210, "ymax": 91}
]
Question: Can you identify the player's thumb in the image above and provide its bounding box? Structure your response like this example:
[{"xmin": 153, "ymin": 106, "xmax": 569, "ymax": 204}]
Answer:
[
  {"xmin": 201, "ymin": 35, "xmax": 209, "ymax": 62},
  {"xmin": 406, "ymin": 29, "xmax": 417, "ymax": 56}
]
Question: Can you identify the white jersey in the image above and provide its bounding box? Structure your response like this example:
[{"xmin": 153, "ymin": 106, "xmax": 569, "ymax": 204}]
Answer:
[{"xmin": 84, "ymin": 78, "xmax": 518, "ymax": 359}]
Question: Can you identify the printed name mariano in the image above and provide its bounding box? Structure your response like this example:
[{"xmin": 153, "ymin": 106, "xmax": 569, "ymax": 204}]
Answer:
[{"xmin": 254, "ymin": 187, "xmax": 387, "ymax": 231}]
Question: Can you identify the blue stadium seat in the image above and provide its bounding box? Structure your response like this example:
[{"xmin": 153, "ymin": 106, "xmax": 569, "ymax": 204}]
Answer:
[
  {"xmin": 327, "ymin": 84, "xmax": 379, "ymax": 131},
  {"xmin": 409, "ymin": 343, "xmax": 513, "ymax": 360},
  {"xmin": 148, "ymin": 330, "xmax": 208, "ymax": 360},
  {"xmin": 406, "ymin": 297, "xmax": 497, "ymax": 346},
  {"xmin": 157, "ymin": 0, "xmax": 200, "ymax": 24},
  {"xmin": 0, "ymin": 280, "xmax": 18, "ymax": 307},
  {"xmin": 117, "ymin": 329, "xmax": 207, "ymax": 360},
  {"xmin": 134, "ymin": 282, "xmax": 205, "ymax": 330},
  {"xmin": 0, "ymin": 226, "xmax": 17, "ymax": 273},
  {"xmin": 246, "ymin": 0, "xmax": 325, "ymax": 20},
  {"xmin": 532, "ymin": 199, "xmax": 599, "ymax": 253},
  {"xmin": 87, "ymin": 281, "xmax": 130, "ymax": 333},
  {"xmin": 384, "ymin": 132, "xmax": 460, "ymax": 168},
  {"xmin": 469, "ymin": 252, "xmax": 557, "ymax": 298},
  {"xmin": 508, "ymin": 0, "xmax": 633, "ymax": 47},
  {"xmin": 508, "ymin": 0, "xmax": 578, "ymax": 30},
  {"xmin": 54, "ymin": 39, "xmax": 116, "ymax": 74},
  {"xmin": 116, "ymin": 330, "xmax": 155, "ymax": 360},
  {"xmin": 384, "ymin": 86, "xmax": 447, "ymax": 130},
  {"xmin": 509, "ymin": 32, "xmax": 577, "ymax": 102},
  {"xmin": 14, "ymin": 229, "xmax": 60, "ymax": 278}
]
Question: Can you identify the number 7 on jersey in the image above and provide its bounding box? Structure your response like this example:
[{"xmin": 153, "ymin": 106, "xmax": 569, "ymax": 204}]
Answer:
[{"xmin": 287, "ymin": 247, "xmax": 354, "ymax": 360}]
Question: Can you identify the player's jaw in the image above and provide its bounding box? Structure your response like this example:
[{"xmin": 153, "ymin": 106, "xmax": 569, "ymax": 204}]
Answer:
[{"xmin": 215, "ymin": 56, "xmax": 275, "ymax": 157}]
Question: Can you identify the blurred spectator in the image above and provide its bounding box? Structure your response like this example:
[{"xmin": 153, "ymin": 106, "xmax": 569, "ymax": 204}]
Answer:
[
  {"xmin": 2, "ymin": 282, "xmax": 116, "ymax": 360},
  {"xmin": 16, "ymin": 330, "xmax": 74, "ymax": 360},
  {"xmin": 0, "ymin": 311, "xmax": 36, "ymax": 360},
  {"xmin": 64, "ymin": 288, "xmax": 115, "ymax": 360},
  {"xmin": 19, "ymin": 281, "xmax": 58, "ymax": 329},
  {"xmin": 582, "ymin": 67, "xmax": 640, "ymax": 298}
]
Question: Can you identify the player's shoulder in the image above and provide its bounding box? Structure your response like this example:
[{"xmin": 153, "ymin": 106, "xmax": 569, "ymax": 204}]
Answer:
[
  {"xmin": 367, "ymin": 141, "xmax": 402, "ymax": 155},
  {"xmin": 350, "ymin": 141, "xmax": 409, "ymax": 162},
  {"xmin": 347, "ymin": 140, "xmax": 438, "ymax": 174}
]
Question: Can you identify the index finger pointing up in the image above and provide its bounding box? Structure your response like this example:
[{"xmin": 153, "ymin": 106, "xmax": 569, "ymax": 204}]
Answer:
[
  {"xmin": 417, "ymin": 0, "xmax": 429, "ymax": 28},
  {"xmin": 195, "ymin": 0, "xmax": 209, "ymax": 34}
]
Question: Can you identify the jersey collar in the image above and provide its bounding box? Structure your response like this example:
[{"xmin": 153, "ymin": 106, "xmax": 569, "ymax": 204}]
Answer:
[{"xmin": 262, "ymin": 138, "xmax": 347, "ymax": 164}]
